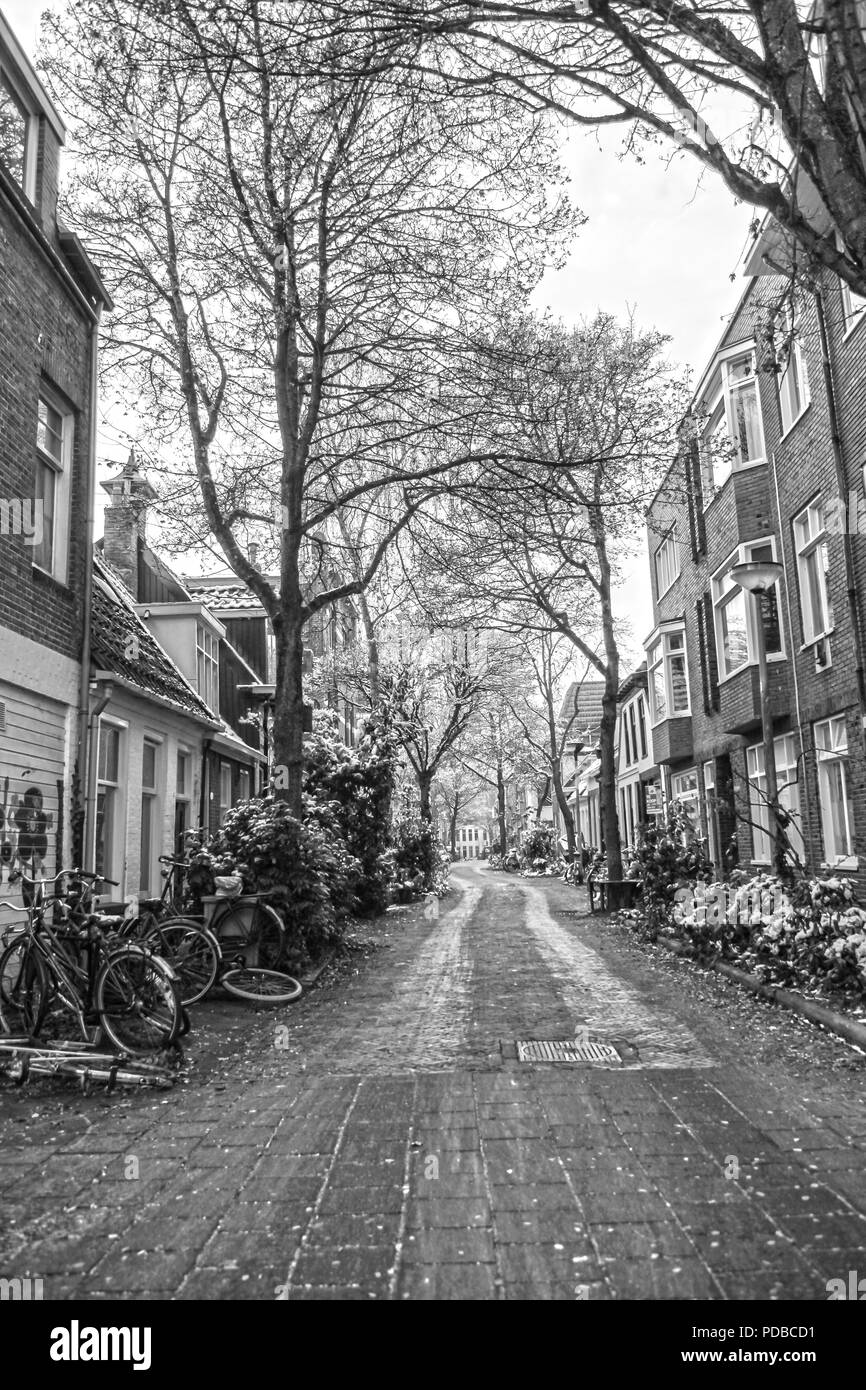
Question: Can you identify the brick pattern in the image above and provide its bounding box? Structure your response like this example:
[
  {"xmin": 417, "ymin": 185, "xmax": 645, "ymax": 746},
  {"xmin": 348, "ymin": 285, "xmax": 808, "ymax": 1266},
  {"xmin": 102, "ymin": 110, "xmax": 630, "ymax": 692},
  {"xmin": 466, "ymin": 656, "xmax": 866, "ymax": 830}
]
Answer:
[{"xmin": 646, "ymin": 271, "xmax": 866, "ymax": 883}]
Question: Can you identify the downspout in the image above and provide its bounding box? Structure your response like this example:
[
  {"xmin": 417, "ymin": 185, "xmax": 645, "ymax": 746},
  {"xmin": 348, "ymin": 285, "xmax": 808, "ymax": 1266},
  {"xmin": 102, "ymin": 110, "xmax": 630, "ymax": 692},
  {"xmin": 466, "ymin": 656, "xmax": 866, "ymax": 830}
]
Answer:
[
  {"xmin": 199, "ymin": 737, "xmax": 212, "ymax": 839},
  {"xmin": 814, "ymin": 286, "xmax": 866, "ymax": 707},
  {"xmin": 76, "ymin": 302, "xmax": 103, "ymax": 866}
]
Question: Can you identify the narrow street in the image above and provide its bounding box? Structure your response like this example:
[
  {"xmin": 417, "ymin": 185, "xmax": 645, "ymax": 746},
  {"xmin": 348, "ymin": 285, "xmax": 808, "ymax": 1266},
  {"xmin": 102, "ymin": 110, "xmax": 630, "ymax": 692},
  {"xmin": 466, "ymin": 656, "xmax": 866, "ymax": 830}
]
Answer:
[{"xmin": 2, "ymin": 862, "xmax": 866, "ymax": 1301}]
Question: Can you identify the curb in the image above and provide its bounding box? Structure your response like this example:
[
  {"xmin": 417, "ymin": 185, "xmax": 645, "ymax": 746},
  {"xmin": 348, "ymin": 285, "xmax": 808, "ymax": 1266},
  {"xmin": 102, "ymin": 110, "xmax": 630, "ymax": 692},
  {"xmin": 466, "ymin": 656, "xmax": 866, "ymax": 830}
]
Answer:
[{"xmin": 656, "ymin": 935, "xmax": 866, "ymax": 1052}]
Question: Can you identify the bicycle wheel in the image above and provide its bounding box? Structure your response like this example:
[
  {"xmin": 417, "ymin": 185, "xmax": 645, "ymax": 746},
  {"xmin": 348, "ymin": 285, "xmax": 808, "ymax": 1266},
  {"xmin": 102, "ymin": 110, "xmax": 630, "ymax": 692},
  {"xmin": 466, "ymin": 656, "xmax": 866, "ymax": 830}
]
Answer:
[
  {"xmin": 0, "ymin": 939, "xmax": 48, "ymax": 1035},
  {"xmin": 220, "ymin": 967, "xmax": 302, "ymax": 1004},
  {"xmin": 214, "ymin": 901, "xmax": 285, "ymax": 969},
  {"xmin": 142, "ymin": 920, "xmax": 219, "ymax": 1005},
  {"xmin": 95, "ymin": 945, "xmax": 182, "ymax": 1053}
]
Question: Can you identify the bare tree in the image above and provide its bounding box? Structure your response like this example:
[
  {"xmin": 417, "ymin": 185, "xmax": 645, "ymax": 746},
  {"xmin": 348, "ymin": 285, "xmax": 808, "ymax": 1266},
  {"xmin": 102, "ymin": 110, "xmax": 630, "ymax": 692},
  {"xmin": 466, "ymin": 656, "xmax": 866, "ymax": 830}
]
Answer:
[
  {"xmin": 357, "ymin": 0, "xmax": 866, "ymax": 294},
  {"xmin": 42, "ymin": 0, "xmax": 568, "ymax": 814}
]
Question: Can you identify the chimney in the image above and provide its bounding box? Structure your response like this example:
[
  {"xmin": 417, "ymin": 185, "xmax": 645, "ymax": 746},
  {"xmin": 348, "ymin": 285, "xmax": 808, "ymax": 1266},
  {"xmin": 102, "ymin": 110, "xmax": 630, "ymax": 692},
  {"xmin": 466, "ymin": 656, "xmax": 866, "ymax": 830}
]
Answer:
[
  {"xmin": 100, "ymin": 450, "xmax": 157, "ymax": 599},
  {"xmin": 248, "ymin": 542, "xmax": 259, "ymax": 568}
]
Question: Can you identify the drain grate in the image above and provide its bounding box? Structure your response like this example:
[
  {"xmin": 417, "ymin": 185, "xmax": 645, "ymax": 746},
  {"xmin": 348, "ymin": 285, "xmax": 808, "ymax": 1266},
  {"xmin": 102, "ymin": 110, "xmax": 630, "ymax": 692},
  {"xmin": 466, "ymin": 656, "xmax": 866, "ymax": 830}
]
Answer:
[{"xmin": 516, "ymin": 1039, "xmax": 621, "ymax": 1065}]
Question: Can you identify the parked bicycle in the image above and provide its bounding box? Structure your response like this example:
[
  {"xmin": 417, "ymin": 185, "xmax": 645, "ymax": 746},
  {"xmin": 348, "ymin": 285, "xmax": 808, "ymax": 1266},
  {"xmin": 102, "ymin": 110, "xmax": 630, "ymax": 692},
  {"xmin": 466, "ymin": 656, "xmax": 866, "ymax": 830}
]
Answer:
[{"xmin": 0, "ymin": 870, "xmax": 184, "ymax": 1053}]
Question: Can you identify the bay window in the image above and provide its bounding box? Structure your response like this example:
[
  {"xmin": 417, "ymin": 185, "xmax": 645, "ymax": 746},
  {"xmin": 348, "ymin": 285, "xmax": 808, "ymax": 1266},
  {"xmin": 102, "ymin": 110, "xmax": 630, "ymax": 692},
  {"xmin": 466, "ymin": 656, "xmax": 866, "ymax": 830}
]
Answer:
[
  {"xmin": 647, "ymin": 627, "xmax": 690, "ymax": 724},
  {"xmin": 697, "ymin": 346, "xmax": 765, "ymax": 499},
  {"xmin": 712, "ymin": 540, "xmax": 783, "ymax": 679}
]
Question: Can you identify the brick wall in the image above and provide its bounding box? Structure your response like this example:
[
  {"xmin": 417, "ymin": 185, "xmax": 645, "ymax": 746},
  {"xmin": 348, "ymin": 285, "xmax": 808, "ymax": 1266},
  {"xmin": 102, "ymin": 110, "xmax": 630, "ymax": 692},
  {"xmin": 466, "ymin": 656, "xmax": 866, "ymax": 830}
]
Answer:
[
  {"xmin": 645, "ymin": 269, "xmax": 866, "ymax": 886},
  {"xmin": 0, "ymin": 177, "xmax": 95, "ymax": 664}
]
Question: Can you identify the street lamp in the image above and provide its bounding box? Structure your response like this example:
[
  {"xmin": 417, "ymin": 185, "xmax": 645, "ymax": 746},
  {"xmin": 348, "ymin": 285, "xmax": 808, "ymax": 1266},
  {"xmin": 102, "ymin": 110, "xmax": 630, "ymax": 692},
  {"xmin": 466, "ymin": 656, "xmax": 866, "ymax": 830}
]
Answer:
[{"xmin": 730, "ymin": 558, "xmax": 784, "ymax": 867}]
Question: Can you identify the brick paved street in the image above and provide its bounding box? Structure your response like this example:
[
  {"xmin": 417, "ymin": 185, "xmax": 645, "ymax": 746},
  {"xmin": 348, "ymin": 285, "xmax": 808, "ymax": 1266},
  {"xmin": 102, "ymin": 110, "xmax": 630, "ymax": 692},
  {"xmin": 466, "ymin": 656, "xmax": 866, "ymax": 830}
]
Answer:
[{"xmin": 2, "ymin": 862, "xmax": 866, "ymax": 1301}]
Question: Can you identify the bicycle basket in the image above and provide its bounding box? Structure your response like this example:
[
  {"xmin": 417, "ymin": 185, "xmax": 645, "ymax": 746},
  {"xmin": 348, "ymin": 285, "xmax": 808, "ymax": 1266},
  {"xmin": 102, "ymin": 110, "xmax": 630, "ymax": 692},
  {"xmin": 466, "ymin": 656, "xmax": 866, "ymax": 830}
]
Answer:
[{"xmin": 214, "ymin": 874, "xmax": 244, "ymax": 899}]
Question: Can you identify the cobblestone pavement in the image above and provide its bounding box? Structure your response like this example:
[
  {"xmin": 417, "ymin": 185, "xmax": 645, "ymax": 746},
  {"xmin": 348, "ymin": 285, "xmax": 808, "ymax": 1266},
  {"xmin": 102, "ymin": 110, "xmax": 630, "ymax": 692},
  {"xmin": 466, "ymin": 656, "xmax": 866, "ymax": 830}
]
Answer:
[{"xmin": 2, "ymin": 862, "xmax": 866, "ymax": 1300}]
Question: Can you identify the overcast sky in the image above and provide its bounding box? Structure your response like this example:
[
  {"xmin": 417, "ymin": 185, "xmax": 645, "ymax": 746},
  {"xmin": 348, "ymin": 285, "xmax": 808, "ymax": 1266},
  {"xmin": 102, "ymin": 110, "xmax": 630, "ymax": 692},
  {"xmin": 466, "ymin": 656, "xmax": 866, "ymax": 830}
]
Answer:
[{"xmin": 4, "ymin": 0, "xmax": 757, "ymax": 663}]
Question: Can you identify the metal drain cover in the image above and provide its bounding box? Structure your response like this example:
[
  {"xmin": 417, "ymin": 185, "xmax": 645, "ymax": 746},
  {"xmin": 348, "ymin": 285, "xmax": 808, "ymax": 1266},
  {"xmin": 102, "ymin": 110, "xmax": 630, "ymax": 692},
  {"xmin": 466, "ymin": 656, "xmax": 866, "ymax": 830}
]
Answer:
[{"xmin": 516, "ymin": 1039, "xmax": 621, "ymax": 1064}]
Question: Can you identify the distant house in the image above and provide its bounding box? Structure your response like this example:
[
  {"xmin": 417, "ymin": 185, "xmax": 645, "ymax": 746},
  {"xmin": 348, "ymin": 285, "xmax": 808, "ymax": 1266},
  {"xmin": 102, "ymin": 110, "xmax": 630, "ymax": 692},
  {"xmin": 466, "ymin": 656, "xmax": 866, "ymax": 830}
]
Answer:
[
  {"xmin": 93, "ymin": 456, "xmax": 268, "ymax": 888},
  {"xmin": 614, "ymin": 664, "xmax": 662, "ymax": 852},
  {"xmin": 557, "ymin": 680, "xmax": 605, "ymax": 851},
  {"xmin": 0, "ymin": 11, "xmax": 111, "ymax": 903}
]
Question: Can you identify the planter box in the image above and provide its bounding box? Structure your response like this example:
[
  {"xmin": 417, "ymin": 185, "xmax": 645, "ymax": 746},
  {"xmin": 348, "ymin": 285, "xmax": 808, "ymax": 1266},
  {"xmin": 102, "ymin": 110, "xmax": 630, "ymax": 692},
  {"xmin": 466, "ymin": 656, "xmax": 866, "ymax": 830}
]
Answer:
[{"xmin": 588, "ymin": 879, "xmax": 642, "ymax": 913}]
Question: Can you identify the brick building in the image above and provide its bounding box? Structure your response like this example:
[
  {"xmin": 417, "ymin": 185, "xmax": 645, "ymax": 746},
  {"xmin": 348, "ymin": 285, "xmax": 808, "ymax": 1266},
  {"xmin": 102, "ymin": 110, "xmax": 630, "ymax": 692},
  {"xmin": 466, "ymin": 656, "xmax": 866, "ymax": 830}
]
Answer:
[
  {"xmin": 0, "ymin": 13, "xmax": 111, "ymax": 903},
  {"xmin": 645, "ymin": 242, "xmax": 866, "ymax": 886}
]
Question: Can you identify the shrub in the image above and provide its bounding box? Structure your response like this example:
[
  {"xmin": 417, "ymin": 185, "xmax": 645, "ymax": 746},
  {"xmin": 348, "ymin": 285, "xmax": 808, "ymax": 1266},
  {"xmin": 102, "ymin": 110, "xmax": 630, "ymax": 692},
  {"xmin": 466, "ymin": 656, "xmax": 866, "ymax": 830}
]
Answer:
[
  {"xmin": 520, "ymin": 825, "xmax": 557, "ymax": 868},
  {"xmin": 304, "ymin": 710, "xmax": 397, "ymax": 916},
  {"xmin": 630, "ymin": 805, "xmax": 712, "ymax": 939},
  {"xmin": 390, "ymin": 814, "xmax": 442, "ymax": 896},
  {"xmin": 210, "ymin": 798, "xmax": 358, "ymax": 964}
]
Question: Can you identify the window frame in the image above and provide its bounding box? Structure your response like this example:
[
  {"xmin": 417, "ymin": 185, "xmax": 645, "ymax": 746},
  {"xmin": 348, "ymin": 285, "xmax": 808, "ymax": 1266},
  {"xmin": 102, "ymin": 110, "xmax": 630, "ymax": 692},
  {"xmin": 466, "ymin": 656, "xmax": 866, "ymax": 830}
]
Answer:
[
  {"xmin": 696, "ymin": 342, "xmax": 767, "ymax": 505},
  {"xmin": 218, "ymin": 762, "xmax": 232, "ymax": 826},
  {"xmin": 711, "ymin": 538, "xmax": 785, "ymax": 683},
  {"xmin": 793, "ymin": 497, "xmax": 834, "ymax": 646},
  {"xmin": 33, "ymin": 387, "xmax": 74, "ymax": 584},
  {"xmin": 95, "ymin": 718, "xmax": 127, "ymax": 889},
  {"xmin": 745, "ymin": 734, "xmax": 805, "ymax": 866},
  {"xmin": 814, "ymin": 715, "xmax": 857, "ymax": 868},
  {"xmin": 196, "ymin": 623, "xmax": 219, "ymax": 711},
  {"xmin": 646, "ymin": 625, "xmax": 691, "ymax": 725},
  {"xmin": 654, "ymin": 527, "xmax": 680, "ymax": 598},
  {"xmin": 0, "ymin": 66, "xmax": 38, "ymax": 201},
  {"xmin": 139, "ymin": 737, "xmax": 161, "ymax": 895},
  {"xmin": 775, "ymin": 303, "xmax": 811, "ymax": 436}
]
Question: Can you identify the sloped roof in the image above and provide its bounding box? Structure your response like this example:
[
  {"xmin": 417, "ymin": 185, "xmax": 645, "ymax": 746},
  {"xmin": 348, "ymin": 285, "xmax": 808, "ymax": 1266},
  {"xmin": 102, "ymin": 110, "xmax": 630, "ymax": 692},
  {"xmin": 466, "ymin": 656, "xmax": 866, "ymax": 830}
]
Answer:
[
  {"xmin": 91, "ymin": 556, "xmax": 220, "ymax": 726},
  {"xmin": 185, "ymin": 582, "xmax": 265, "ymax": 611},
  {"xmin": 617, "ymin": 662, "xmax": 648, "ymax": 703}
]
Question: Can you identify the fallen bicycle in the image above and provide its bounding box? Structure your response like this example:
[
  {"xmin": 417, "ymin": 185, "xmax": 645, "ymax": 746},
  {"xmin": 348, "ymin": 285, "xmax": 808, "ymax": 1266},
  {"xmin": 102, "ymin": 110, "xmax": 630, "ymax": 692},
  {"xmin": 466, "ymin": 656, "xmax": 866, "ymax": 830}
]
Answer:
[{"xmin": 0, "ymin": 1037, "xmax": 182, "ymax": 1092}]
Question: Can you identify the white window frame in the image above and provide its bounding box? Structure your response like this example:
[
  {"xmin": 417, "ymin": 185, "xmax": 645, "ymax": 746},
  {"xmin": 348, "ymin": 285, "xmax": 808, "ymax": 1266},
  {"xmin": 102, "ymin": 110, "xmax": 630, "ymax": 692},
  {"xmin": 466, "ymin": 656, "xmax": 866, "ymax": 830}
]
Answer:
[
  {"xmin": 793, "ymin": 498, "xmax": 834, "ymax": 645},
  {"xmin": 815, "ymin": 715, "xmax": 857, "ymax": 868},
  {"xmin": 696, "ymin": 342, "xmax": 766, "ymax": 503},
  {"xmin": 670, "ymin": 767, "xmax": 701, "ymax": 843},
  {"xmin": 139, "ymin": 737, "xmax": 161, "ymax": 895},
  {"xmin": 703, "ymin": 759, "xmax": 719, "ymax": 867},
  {"xmin": 219, "ymin": 762, "xmax": 232, "ymax": 825},
  {"xmin": 95, "ymin": 717, "xmax": 127, "ymax": 890},
  {"xmin": 746, "ymin": 734, "xmax": 805, "ymax": 867},
  {"xmin": 775, "ymin": 304, "xmax": 810, "ymax": 436},
  {"xmin": 196, "ymin": 623, "xmax": 219, "ymax": 710},
  {"xmin": 0, "ymin": 66, "xmax": 38, "ymax": 202},
  {"xmin": 654, "ymin": 528, "xmax": 680, "ymax": 597},
  {"xmin": 838, "ymin": 231, "xmax": 866, "ymax": 339},
  {"xmin": 712, "ymin": 538, "xmax": 785, "ymax": 682},
  {"xmin": 33, "ymin": 388, "xmax": 73, "ymax": 584},
  {"xmin": 646, "ymin": 625, "xmax": 691, "ymax": 725}
]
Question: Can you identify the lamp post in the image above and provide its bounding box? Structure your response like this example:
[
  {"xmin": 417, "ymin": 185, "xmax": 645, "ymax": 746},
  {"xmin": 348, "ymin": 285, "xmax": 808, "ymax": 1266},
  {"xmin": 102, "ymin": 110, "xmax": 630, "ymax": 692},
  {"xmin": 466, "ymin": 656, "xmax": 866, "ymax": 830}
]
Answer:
[{"xmin": 730, "ymin": 558, "xmax": 785, "ymax": 868}]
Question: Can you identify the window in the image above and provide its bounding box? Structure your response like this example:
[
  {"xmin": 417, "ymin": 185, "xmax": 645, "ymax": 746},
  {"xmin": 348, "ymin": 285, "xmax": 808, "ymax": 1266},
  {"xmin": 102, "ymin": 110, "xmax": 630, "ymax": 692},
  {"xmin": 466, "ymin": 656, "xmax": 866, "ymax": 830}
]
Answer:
[
  {"xmin": 139, "ymin": 739, "xmax": 159, "ymax": 894},
  {"xmin": 196, "ymin": 624, "xmax": 219, "ymax": 710},
  {"xmin": 712, "ymin": 541, "xmax": 783, "ymax": 679},
  {"xmin": 629, "ymin": 704, "xmax": 639, "ymax": 766},
  {"xmin": 219, "ymin": 763, "xmax": 232, "ymax": 826},
  {"xmin": 647, "ymin": 629, "xmax": 690, "ymax": 723},
  {"xmin": 775, "ymin": 306, "xmax": 810, "ymax": 433},
  {"xmin": 174, "ymin": 750, "xmax": 191, "ymax": 858},
  {"xmin": 33, "ymin": 392, "xmax": 73, "ymax": 581},
  {"xmin": 637, "ymin": 695, "xmax": 647, "ymax": 759},
  {"xmin": 95, "ymin": 722, "xmax": 122, "ymax": 881},
  {"xmin": 794, "ymin": 499, "xmax": 834, "ymax": 644},
  {"xmin": 697, "ymin": 347, "xmax": 765, "ymax": 498},
  {"xmin": 746, "ymin": 735, "xmax": 804, "ymax": 866},
  {"xmin": 815, "ymin": 716, "xmax": 856, "ymax": 864},
  {"xmin": 840, "ymin": 277, "xmax": 866, "ymax": 336},
  {"xmin": 622, "ymin": 713, "xmax": 633, "ymax": 767},
  {"xmin": 671, "ymin": 768, "xmax": 701, "ymax": 840},
  {"xmin": 0, "ymin": 71, "xmax": 33, "ymax": 194},
  {"xmin": 655, "ymin": 529, "xmax": 679, "ymax": 596},
  {"xmin": 703, "ymin": 760, "xmax": 719, "ymax": 867},
  {"xmin": 238, "ymin": 768, "xmax": 251, "ymax": 803}
]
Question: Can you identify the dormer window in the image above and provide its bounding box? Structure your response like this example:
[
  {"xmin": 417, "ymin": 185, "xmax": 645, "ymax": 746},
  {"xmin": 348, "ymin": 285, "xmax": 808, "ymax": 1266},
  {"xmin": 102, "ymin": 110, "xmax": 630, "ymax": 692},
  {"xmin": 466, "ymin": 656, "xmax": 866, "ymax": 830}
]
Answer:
[
  {"xmin": 697, "ymin": 345, "xmax": 765, "ymax": 500},
  {"xmin": 0, "ymin": 67, "xmax": 35, "ymax": 200},
  {"xmin": 196, "ymin": 624, "xmax": 219, "ymax": 710}
]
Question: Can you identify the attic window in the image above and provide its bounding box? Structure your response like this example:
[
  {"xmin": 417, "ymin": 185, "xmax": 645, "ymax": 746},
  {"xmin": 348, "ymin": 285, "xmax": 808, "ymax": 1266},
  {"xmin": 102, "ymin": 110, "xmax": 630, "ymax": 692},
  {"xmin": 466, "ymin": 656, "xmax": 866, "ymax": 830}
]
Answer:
[{"xmin": 0, "ymin": 69, "xmax": 35, "ymax": 200}]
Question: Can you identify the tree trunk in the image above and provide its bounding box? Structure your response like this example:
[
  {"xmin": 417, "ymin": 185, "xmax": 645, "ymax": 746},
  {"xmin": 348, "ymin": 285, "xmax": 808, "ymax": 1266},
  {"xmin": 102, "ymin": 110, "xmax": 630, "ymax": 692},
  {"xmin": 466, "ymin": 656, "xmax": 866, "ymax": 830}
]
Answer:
[
  {"xmin": 449, "ymin": 801, "xmax": 459, "ymax": 854},
  {"xmin": 357, "ymin": 588, "xmax": 380, "ymax": 707},
  {"xmin": 418, "ymin": 771, "xmax": 433, "ymax": 821},
  {"xmin": 591, "ymin": 507, "xmax": 623, "ymax": 881},
  {"xmin": 552, "ymin": 767, "xmax": 575, "ymax": 858},
  {"xmin": 271, "ymin": 610, "xmax": 306, "ymax": 816},
  {"xmin": 497, "ymin": 760, "xmax": 507, "ymax": 851}
]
